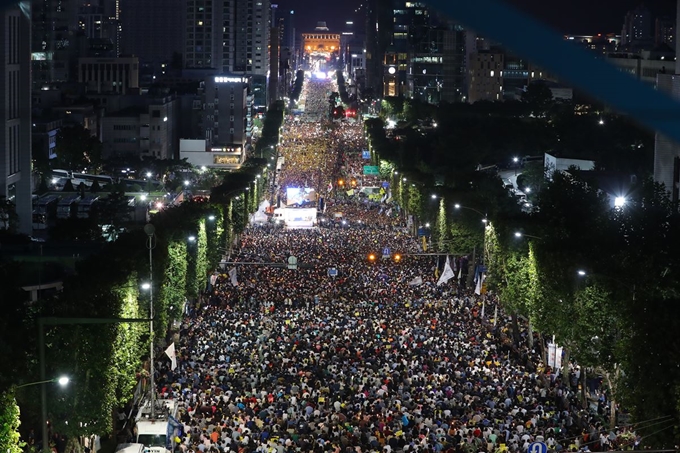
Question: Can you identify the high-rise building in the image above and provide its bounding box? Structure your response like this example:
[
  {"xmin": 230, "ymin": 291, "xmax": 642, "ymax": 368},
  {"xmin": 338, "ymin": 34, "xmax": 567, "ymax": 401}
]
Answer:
[
  {"xmin": 0, "ymin": 4, "xmax": 32, "ymax": 235},
  {"xmin": 120, "ymin": 0, "xmax": 184, "ymax": 65},
  {"xmin": 184, "ymin": 0, "xmax": 270, "ymax": 107},
  {"xmin": 31, "ymin": 0, "xmax": 80, "ymax": 86},
  {"xmin": 621, "ymin": 4, "xmax": 653, "ymax": 47},
  {"xmin": 184, "ymin": 0, "xmax": 270, "ymax": 74},
  {"xmin": 655, "ymin": 16, "xmax": 675, "ymax": 48}
]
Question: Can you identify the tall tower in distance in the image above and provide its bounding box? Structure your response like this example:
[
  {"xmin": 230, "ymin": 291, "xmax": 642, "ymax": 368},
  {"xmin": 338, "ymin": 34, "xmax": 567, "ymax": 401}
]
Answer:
[{"xmin": 0, "ymin": 4, "xmax": 32, "ymax": 235}]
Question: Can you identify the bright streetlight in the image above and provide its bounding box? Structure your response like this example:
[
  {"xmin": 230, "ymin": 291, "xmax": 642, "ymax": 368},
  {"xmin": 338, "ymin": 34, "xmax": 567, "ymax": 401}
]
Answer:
[
  {"xmin": 141, "ymin": 282, "xmax": 151, "ymax": 290},
  {"xmin": 514, "ymin": 231, "xmax": 542, "ymax": 239},
  {"xmin": 431, "ymin": 194, "xmax": 437, "ymax": 199},
  {"xmin": 57, "ymin": 376, "xmax": 70, "ymax": 386},
  {"xmin": 146, "ymin": 172, "xmax": 153, "ymax": 178},
  {"xmin": 208, "ymin": 215, "xmax": 216, "ymax": 221},
  {"xmin": 184, "ymin": 180, "xmax": 190, "ymax": 186},
  {"xmin": 614, "ymin": 196, "xmax": 626, "ymax": 208},
  {"xmin": 577, "ymin": 270, "xmax": 587, "ymax": 276},
  {"xmin": 188, "ymin": 236, "xmax": 196, "ymax": 242},
  {"xmin": 513, "ymin": 157, "xmax": 519, "ymax": 163}
]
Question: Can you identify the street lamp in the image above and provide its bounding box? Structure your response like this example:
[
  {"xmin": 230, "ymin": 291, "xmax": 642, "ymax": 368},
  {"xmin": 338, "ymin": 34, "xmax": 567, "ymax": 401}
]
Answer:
[
  {"xmin": 514, "ymin": 231, "xmax": 542, "ymax": 239},
  {"xmin": 143, "ymin": 223, "xmax": 157, "ymax": 419},
  {"xmin": 16, "ymin": 376, "xmax": 70, "ymax": 389},
  {"xmin": 208, "ymin": 215, "xmax": 216, "ymax": 221},
  {"xmin": 141, "ymin": 282, "xmax": 151, "ymax": 290},
  {"xmin": 431, "ymin": 194, "xmax": 437, "ymax": 199},
  {"xmin": 146, "ymin": 172, "xmax": 153, "ymax": 178},
  {"xmin": 614, "ymin": 196, "xmax": 626, "ymax": 208},
  {"xmin": 188, "ymin": 235, "xmax": 196, "ymax": 242},
  {"xmin": 184, "ymin": 180, "xmax": 190, "ymax": 187}
]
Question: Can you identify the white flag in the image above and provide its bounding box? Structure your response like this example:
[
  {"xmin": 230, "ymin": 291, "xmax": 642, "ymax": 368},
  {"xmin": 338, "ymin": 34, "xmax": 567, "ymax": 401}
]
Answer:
[
  {"xmin": 408, "ymin": 276, "xmax": 423, "ymax": 286},
  {"xmin": 164, "ymin": 343, "xmax": 177, "ymax": 370},
  {"xmin": 474, "ymin": 273, "xmax": 486, "ymax": 295},
  {"xmin": 437, "ymin": 257, "xmax": 455, "ymax": 286},
  {"xmin": 228, "ymin": 267, "xmax": 239, "ymax": 287}
]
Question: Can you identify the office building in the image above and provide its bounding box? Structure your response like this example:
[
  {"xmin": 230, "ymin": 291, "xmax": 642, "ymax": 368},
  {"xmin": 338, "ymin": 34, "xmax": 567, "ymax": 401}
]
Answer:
[
  {"xmin": 0, "ymin": 5, "xmax": 32, "ymax": 235},
  {"xmin": 467, "ymin": 50, "xmax": 504, "ymax": 102},
  {"xmin": 120, "ymin": 0, "xmax": 184, "ymax": 66},
  {"xmin": 180, "ymin": 75, "xmax": 251, "ymax": 169},
  {"xmin": 78, "ymin": 56, "xmax": 140, "ymax": 94},
  {"xmin": 101, "ymin": 95, "xmax": 178, "ymax": 160}
]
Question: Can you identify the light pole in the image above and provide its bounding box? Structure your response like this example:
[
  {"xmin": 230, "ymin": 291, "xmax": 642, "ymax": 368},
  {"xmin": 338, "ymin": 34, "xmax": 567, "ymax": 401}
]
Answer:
[
  {"xmin": 453, "ymin": 203, "xmax": 489, "ymax": 285},
  {"xmin": 143, "ymin": 223, "xmax": 156, "ymax": 419},
  {"xmin": 17, "ymin": 376, "xmax": 70, "ymax": 389}
]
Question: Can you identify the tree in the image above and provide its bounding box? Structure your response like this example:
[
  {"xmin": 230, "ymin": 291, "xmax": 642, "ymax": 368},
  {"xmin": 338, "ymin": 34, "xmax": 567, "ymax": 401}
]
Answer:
[
  {"xmin": 522, "ymin": 81, "xmax": 554, "ymax": 117},
  {"xmin": 62, "ymin": 179, "xmax": 76, "ymax": 192},
  {"xmin": 53, "ymin": 125, "xmax": 102, "ymax": 171},
  {"xmin": 0, "ymin": 391, "xmax": 24, "ymax": 453}
]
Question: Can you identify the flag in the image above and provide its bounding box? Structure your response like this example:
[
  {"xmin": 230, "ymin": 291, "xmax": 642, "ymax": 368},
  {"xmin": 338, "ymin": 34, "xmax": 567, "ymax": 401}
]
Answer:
[
  {"xmin": 408, "ymin": 276, "xmax": 423, "ymax": 286},
  {"xmin": 437, "ymin": 257, "xmax": 455, "ymax": 286},
  {"xmin": 229, "ymin": 267, "xmax": 239, "ymax": 287},
  {"xmin": 474, "ymin": 273, "xmax": 486, "ymax": 295},
  {"xmin": 164, "ymin": 342, "xmax": 177, "ymax": 370}
]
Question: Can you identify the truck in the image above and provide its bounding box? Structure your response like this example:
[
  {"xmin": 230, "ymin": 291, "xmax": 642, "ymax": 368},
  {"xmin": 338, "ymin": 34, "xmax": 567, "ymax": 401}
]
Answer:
[{"xmin": 135, "ymin": 399, "xmax": 180, "ymax": 453}]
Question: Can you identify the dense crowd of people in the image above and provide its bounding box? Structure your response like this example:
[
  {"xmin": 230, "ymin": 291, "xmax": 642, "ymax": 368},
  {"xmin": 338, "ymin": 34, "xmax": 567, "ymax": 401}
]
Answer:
[{"xmin": 150, "ymin": 75, "xmax": 632, "ymax": 453}]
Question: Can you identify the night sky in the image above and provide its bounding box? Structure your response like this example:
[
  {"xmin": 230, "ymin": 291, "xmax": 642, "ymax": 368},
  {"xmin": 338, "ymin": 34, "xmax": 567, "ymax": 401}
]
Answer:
[{"xmin": 276, "ymin": 0, "xmax": 677, "ymax": 36}]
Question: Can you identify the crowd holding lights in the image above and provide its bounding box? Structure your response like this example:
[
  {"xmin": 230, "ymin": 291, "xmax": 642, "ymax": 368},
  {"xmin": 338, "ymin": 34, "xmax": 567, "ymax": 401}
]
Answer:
[{"xmin": 145, "ymin": 73, "xmax": 633, "ymax": 453}]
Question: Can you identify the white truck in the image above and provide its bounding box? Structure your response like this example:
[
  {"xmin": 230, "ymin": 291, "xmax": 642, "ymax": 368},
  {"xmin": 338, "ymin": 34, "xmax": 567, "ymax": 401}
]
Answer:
[{"xmin": 135, "ymin": 399, "xmax": 179, "ymax": 453}]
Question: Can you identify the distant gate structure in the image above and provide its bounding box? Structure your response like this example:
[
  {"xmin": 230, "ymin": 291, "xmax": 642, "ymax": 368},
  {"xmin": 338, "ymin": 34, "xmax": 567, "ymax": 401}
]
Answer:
[{"xmin": 302, "ymin": 22, "xmax": 340, "ymax": 57}]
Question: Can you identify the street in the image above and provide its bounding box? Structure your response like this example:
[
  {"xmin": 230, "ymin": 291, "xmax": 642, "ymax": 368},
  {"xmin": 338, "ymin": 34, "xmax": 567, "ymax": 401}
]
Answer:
[{"xmin": 148, "ymin": 77, "xmax": 625, "ymax": 453}]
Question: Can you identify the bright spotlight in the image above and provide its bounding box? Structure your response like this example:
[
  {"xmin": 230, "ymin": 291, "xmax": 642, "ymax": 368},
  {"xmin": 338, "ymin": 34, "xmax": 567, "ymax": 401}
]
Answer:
[
  {"xmin": 146, "ymin": 172, "xmax": 153, "ymax": 178},
  {"xmin": 578, "ymin": 270, "xmax": 587, "ymax": 276},
  {"xmin": 614, "ymin": 196, "xmax": 626, "ymax": 208},
  {"xmin": 141, "ymin": 282, "xmax": 151, "ymax": 290},
  {"xmin": 188, "ymin": 236, "xmax": 196, "ymax": 242},
  {"xmin": 514, "ymin": 232, "xmax": 522, "ymax": 238},
  {"xmin": 57, "ymin": 376, "xmax": 70, "ymax": 386}
]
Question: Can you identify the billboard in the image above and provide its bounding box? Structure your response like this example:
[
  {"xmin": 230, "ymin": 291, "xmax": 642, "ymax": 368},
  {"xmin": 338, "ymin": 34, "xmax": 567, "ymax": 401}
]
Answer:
[{"xmin": 286, "ymin": 187, "xmax": 316, "ymax": 206}]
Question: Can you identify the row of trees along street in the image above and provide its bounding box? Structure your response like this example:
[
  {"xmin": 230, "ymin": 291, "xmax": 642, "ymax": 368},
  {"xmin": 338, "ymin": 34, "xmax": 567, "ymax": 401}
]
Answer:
[
  {"xmin": 364, "ymin": 91, "xmax": 680, "ymax": 447},
  {"xmin": 0, "ymin": 100, "xmax": 284, "ymax": 453}
]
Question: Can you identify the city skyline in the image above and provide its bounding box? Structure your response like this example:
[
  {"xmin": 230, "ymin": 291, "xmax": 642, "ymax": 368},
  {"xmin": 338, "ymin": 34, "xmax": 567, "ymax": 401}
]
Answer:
[{"xmin": 278, "ymin": 0, "xmax": 676, "ymax": 36}]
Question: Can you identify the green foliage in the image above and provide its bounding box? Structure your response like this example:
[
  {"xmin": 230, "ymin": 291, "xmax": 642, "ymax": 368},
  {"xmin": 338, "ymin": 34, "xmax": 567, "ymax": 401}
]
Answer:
[
  {"xmin": 0, "ymin": 391, "xmax": 24, "ymax": 453},
  {"xmin": 111, "ymin": 276, "xmax": 145, "ymax": 405},
  {"xmin": 157, "ymin": 240, "xmax": 188, "ymax": 332}
]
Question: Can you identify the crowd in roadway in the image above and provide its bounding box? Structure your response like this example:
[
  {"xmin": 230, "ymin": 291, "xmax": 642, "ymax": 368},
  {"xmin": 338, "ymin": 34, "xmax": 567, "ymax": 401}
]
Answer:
[{"xmin": 148, "ymin": 77, "xmax": 632, "ymax": 453}]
